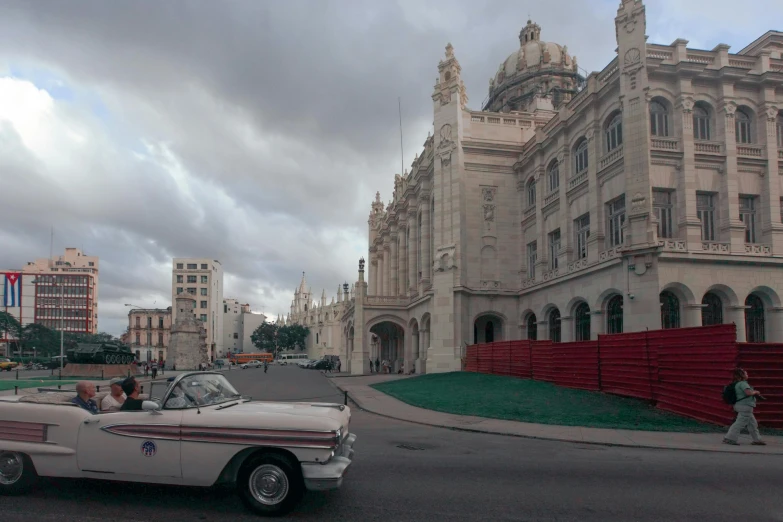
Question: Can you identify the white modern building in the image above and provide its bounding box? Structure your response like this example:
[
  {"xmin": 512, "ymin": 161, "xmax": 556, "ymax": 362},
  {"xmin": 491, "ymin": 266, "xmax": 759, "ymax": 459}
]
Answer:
[
  {"xmin": 290, "ymin": 0, "xmax": 783, "ymax": 375},
  {"xmin": 171, "ymin": 258, "xmax": 224, "ymax": 361},
  {"xmin": 223, "ymin": 298, "xmax": 266, "ymax": 354}
]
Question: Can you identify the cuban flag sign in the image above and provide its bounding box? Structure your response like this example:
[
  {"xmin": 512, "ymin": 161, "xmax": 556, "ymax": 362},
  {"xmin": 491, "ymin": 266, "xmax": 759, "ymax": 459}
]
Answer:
[{"xmin": 3, "ymin": 273, "xmax": 22, "ymax": 308}]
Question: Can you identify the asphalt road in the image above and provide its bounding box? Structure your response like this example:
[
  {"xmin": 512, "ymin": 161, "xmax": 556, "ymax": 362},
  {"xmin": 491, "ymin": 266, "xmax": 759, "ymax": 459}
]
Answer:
[{"xmin": 4, "ymin": 365, "xmax": 783, "ymax": 522}]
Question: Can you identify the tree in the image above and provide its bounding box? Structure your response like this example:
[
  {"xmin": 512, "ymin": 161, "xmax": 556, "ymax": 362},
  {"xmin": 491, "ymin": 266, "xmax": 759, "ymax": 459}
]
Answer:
[
  {"xmin": 0, "ymin": 311, "xmax": 23, "ymax": 342},
  {"xmin": 277, "ymin": 324, "xmax": 309, "ymax": 353},
  {"xmin": 21, "ymin": 323, "xmax": 61, "ymax": 357},
  {"xmin": 250, "ymin": 322, "xmax": 278, "ymax": 354}
]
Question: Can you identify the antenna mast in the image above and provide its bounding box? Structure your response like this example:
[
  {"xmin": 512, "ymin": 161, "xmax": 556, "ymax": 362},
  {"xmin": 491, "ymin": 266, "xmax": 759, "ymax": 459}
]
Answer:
[{"xmin": 398, "ymin": 97, "xmax": 404, "ymax": 177}]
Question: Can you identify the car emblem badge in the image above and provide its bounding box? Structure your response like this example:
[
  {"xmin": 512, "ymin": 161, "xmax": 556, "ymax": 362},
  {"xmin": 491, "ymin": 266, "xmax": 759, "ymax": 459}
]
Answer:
[{"xmin": 141, "ymin": 440, "xmax": 157, "ymax": 457}]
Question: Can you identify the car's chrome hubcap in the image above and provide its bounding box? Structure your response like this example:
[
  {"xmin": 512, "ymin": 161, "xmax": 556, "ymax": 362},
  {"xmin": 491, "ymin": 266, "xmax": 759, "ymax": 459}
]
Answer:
[
  {"xmin": 0, "ymin": 452, "xmax": 23, "ymax": 485},
  {"xmin": 249, "ymin": 464, "xmax": 289, "ymax": 505}
]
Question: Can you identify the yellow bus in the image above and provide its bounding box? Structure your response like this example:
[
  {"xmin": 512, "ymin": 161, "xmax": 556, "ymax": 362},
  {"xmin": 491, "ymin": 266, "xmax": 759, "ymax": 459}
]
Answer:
[{"xmin": 229, "ymin": 352, "xmax": 273, "ymax": 365}]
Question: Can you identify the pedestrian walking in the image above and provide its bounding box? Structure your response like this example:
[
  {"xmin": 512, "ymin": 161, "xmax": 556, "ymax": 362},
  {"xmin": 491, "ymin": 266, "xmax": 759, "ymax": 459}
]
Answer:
[
  {"xmin": 724, "ymin": 368, "xmax": 766, "ymax": 446},
  {"xmin": 369, "ymin": 358, "xmax": 373, "ymax": 373},
  {"xmin": 264, "ymin": 360, "xmax": 268, "ymax": 373},
  {"xmin": 151, "ymin": 361, "xmax": 158, "ymax": 379},
  {"xmin": 337, "ymin": 360, "xmax": 341, "ymax": 373},
  {"xmin": 375, "ymin": 358, "xmax": 380, "ymax": 374},
  {"xmin": 160, "ymin": 360, "xmax": 165, "ymax": 375}
]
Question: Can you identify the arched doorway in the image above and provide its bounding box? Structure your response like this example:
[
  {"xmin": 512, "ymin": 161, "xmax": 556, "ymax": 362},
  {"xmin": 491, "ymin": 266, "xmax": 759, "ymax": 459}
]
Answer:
[
  {"xmin": 369, "ymin": 321, "xmax": 405, "ymax": 374},
  {"xmin": 525, "ymin": 314, "xmax": 537, "ymax": 340},
  {"xmin": 574, "ymin": 303, "xmax": 590, "ymax": 341},
  {"xmin": 474, "ymin": 315, "xmax": 503, "ymax": 344},
  {"xmin": 660, "ymin": 291, "xmax": 681, "ymax": 329},
  {"xmin": 548, "ymin": 308, "xmax": 561, "ymax": 343},
  {"xmin": 607, "ymin": 295, "xmax": 623, "ymax": 334},
  {"xmin": 702, "ymin": 292, "xmax": 723, "ymax": 325},
  {"xmin": 745, "ymin": 294, "xmax": 765, "ymax": 342}
]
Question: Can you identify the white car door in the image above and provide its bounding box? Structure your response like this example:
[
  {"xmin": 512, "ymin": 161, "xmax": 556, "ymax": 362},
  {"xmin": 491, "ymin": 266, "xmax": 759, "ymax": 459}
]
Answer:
[{"xmin": 76, "ymin": 410, "xmax": 183, "ymax": 478}]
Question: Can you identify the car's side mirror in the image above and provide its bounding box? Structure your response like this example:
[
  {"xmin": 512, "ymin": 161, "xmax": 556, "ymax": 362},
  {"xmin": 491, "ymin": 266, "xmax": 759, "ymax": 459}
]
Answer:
[{"xmin": 142, "ymin": 400, "xmax": 162, "ymax": 414}]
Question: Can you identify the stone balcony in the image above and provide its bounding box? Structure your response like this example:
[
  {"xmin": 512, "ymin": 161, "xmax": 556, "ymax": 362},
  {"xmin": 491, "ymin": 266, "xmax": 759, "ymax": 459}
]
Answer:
[
  {"xmin": 736, "ymin": 145, "xmax": 764, "ymax": 158},
  {"xmin": 650, "ymin": 137, "xmax": 680, "ymax": 152},
  {"xmin": 599, "ymin": 145, "xmax": 624, "ymax": 171}
]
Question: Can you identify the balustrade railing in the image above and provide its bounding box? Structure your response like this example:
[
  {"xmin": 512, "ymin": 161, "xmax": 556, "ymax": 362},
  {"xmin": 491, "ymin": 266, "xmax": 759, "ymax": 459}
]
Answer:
[
  {"xmin": 736, "ymin": 145, "xmax": 764, "ymax": 158},
  {"xmin": 599, "ymin": 145, "xmax": 624, "ymax": 170},
  {"xmin": 745, "ymin": 244, "xmax": 772, "ymax": 255},
  {"xmin": 695, "ymin": 141, "xmax": 722, "ymax": 154},
  {"xmin": 650, "ymin": 137, "xmax": 679, "ymax": 151},
  {"xmin": 543, "ymin": 191, "xmax": 559, "ymax": 207},
  {"xmin": 702, "ymin": 241, "xmax": 730, "ymax": 253},
  {"xmin": 568, "ymin": 170, "xmax": 588, "ymax": 189}
]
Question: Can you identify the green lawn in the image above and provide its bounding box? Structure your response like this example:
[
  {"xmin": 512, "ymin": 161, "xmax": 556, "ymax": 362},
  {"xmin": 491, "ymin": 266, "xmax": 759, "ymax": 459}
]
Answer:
[
  {"xmin": 372, "ymin": 372, "xmax": 728, "ymax": 433},
  {"xmin": 0, "ymin": 380, "xmax": 79, "ymax": 392}
]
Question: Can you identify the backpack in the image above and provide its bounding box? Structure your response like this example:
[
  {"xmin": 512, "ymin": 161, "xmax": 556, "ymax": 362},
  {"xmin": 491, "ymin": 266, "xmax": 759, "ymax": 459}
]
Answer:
[{"xmin": 722, "ymin": 383, "xmax": 738, "ymax": 405}]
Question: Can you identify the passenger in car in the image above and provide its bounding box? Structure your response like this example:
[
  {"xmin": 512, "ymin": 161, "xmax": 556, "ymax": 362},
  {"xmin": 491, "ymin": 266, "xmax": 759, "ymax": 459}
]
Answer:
[
  {"xmin": 71, "ymin": 381, "xmax": 99, "ymax": 414},
  {"xmin": 101, "ymin": 377, "xmax": 127, "ymax": 412},
  {"xmin": 120, "ymin": 377, "xmax": 144, "ymax": 411}
]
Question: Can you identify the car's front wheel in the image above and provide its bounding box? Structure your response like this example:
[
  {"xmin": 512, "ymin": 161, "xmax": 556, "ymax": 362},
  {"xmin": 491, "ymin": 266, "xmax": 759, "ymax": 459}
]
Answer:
[
  {"xmin": 237, "ymin": 453, "xmax": 304, "ymax": 517},
  {"xmin": 0, "ymin": 452, "xmax": 37, "ymax": 495}
]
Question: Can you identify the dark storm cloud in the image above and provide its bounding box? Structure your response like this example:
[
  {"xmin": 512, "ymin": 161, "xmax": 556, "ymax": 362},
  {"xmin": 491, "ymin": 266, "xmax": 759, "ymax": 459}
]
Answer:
[{"xmin": 0, "ymin": 0, "xmax": 775, "ymax": 335}]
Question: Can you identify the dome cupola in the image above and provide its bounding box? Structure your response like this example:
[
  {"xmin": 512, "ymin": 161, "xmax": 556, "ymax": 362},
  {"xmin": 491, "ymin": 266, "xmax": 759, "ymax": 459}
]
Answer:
[{"xmin": 483, "ymin": 20, "xmax": 584, "ymax": 113}]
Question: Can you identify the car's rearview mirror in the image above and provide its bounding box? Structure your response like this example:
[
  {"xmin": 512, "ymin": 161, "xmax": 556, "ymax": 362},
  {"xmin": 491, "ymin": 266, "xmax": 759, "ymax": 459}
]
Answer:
[{"xmin": 142, "ymin": 400, "xmax": 161, "ymax": 413}]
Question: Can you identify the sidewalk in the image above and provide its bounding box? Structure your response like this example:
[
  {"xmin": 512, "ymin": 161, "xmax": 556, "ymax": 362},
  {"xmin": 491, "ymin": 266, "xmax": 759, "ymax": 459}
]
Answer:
[{"xmin": 330, "ymin": 374, "xmax": 783, "ymax": 455}]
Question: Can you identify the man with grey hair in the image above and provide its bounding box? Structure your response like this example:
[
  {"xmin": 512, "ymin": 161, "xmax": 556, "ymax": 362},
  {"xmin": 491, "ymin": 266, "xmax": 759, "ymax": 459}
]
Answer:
[
  {"xmin": 71, "ymin": 381, "xmax": 99, "ymax": 414},
  {"xmin": 101, "ymin": 377, "xmax": 127, "ymax": 412}
]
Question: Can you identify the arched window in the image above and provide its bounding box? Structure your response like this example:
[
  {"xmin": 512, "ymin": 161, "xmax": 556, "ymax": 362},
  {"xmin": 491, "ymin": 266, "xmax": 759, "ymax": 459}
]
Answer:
[
  {"xmin": 607, "ymin": 295, "xmax": 624, "ymax": 334},
  {"xmin": 526, "ymin": 178, "xmax": 536, "ymax": 208},
  {"xmin": 547, "ymin": 161, "xmax": 560, "ymax": 193},
  {"xmin": 650, "ymin": 100, "xmax": 669, "ymax": 137},
  {"xmin": 526, "ymin": 314, "xmax": 537, "ymax": 340},
  {"xmin": 574, "ymin": 302, "xmax": 591, "ymax": 341},
  {"xmin": 548, "ymin": 309, "xmax": 561, "ymax": 343},
  {"xmin": 605, "ymin": 113, "xmax": 623, "ymax": 152},
  {"xmin": 660, "ymin": 291, "xmax": 680, "ymax": 329},
  {"xmin": 745, "ymin": 294, "xmax": 765, "ymax": 342},
  {"xmin": 485, "ymin": 321, "xmax": 495, "ymax": 343},
  {"xmin": 574, "ymin": 139, "xmax": 589, "ymax": 174},
  {"xmin": 701, "ymin": 292, "xmax": 723, "ymax": 326},
  {"xmin": 693, "ymin": 104, "xmax": 711, "ymax": 141},
  {"xmin": 735, "ymin": 109, "xmax": 752, "ymax": 144}
]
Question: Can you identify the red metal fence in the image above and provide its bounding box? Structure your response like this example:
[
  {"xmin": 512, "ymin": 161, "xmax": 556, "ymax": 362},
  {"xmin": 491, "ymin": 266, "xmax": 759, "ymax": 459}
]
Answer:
[{"xmin": 466, "ymin": 324, "xmax": 783, "ymax": 428}]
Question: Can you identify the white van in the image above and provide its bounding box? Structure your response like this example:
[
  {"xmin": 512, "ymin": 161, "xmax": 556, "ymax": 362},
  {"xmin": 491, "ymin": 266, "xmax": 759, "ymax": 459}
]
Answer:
[{"xmin": 276, "ymin": 353, "xmax": 309, "ymax": 365}]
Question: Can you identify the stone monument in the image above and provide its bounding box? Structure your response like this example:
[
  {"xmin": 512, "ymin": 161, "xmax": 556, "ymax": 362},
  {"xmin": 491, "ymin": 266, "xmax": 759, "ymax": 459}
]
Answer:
[{"xmin": 168, "ymin": 297, "xmax": 209, "ymax": 370}]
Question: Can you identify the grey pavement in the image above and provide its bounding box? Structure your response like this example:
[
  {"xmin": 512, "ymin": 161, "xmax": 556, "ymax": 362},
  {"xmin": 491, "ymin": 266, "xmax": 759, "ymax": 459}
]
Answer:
[
  {"xmin": 331, "ymin": 374, "xmax": 783, "ymax": 455},
  {"xmin": 4, "ymin": 366, "xmax": 783, "ymax": 522}
]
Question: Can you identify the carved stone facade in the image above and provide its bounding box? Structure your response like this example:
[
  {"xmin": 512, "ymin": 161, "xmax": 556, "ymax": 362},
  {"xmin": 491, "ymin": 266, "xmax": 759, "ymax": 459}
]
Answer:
[
  {"xmin": 168, "ymin": 297, "xmax": 209, "ymax": 370},
  {"xmin": 292, "ymin": 1, "xmax": 783, "ymax": 375}
]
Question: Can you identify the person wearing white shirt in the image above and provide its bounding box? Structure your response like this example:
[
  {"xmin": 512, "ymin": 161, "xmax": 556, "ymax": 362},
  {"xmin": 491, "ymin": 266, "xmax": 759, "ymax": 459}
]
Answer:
[{"xmin": 101, "ymin": 377, "xmax": 127, "ymax": 412}]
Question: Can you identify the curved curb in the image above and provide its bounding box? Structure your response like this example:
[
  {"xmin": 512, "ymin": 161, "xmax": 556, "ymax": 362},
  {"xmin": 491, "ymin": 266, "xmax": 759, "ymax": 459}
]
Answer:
[{"xmin": 335, "ymin": 384, "xmax": 783, "ymax": 456}]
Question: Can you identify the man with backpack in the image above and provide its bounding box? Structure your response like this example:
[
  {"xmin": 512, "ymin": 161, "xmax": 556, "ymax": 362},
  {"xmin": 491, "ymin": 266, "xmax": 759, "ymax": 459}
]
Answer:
[{"xmin": 723, "ymin": 367, "xmax": 766, "ymax": 446}]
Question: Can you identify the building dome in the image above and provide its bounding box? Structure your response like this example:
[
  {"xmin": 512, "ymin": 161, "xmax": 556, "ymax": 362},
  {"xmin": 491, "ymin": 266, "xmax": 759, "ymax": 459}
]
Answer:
[{"xmin": 483, "ymin": 20, "xmax": 584, "ymax": 113}]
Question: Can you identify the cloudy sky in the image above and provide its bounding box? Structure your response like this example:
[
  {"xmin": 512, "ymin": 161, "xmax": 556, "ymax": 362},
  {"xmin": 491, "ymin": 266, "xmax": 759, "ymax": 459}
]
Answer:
[{"xmin": 0, "ymin": 0, "xmax": 780, "ymax": 336}]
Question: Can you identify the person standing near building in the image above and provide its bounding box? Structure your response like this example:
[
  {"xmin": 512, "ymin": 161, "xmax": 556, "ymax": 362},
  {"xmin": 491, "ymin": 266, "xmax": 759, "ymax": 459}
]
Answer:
[
  {"xmin": 151, "ymin": 360, "xmax": 158, "ymax": 379},
  {"xmin": 369, "ymin": 358, "xmax": 373, "ymax": 373},
  {"xmin": 375, "ymin": 358, "xmax": 380, "ymax": 374},
  {"xmin": 724, "ymin": 368, "xmax": 766, "ymax": 446}
]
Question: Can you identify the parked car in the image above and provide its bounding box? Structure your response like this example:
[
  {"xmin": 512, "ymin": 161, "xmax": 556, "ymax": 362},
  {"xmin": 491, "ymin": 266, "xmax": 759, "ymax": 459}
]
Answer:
[
  {"xmin": 311, "ymin": 360, "xmax": 332, "ymax": 371},
  {"xmin": 0, "ymin": 358, "xmax": 19, "ymax": 371},
  {"xmin": 296, "ymin": 359, "xmax": 315, "ymax": 368},
  {"xmin": 240, "ymin": 360, "xmax": 262, "ymax": 369},
  {"xmin": 0, "ymin": 371, "xmax": 356, "ymax": 517}
]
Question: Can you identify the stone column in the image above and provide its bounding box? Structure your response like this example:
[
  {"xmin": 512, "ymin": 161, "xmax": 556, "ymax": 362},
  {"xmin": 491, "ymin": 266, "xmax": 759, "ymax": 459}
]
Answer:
[
  {"xmin": 760, "ymin": 103, "xmax": 783, "ymax": 253},
  {"xmin": 727, "ymin": 305, "xmax": 748, "ymax": 342},
  {"xmin": 413, "ymin": 331, "xmax": 421, "ymax": 373},
  {"xmin": 590, "ymin": 310, "xmax": 603, "ymax": 340},
  {"xmin": 390, "ymin": 227, "xmax": 399, "ymax": 297},
  {"xmin": 560, "ymin": 316, "xmax": 573, "ymax": 343},
  {"xmin": 676, "ymin": 92, "xmax": 704, "ymax": 248},
  {"xmin": 369, "ymin": 253, "xmax": 378, "ymax": 296},
  {"xmin": 585, "ymin": 120, "xmax": 603, "ymax": 262},
  {"xmin": 768, "ymin": 308, "xmax": 783, "ymax": 343},
  {"xmin": 421, "ymin": 196, "xmax": 432, "ymax": 285},
  {"xmin": 408, "ymin": 217, "xmax": 417, "ymax": 294},
  {"xmin": 717, "ymin": 99, "xmax": 748, "ymax": 252},
  {"xmin": 683, "ymin": 303, "xmax": 703, "ymax": 328},
  {"xmin": 382, "ymin": 243, "xmax": 390, "ymax": 296},
  {"xmin": 399, "ymin": 229, "xmax": 408, "ymax": 296}
]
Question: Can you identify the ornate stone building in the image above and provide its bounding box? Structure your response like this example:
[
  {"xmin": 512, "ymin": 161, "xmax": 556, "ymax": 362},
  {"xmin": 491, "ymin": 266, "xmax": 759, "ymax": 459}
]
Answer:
[
  {"xmin": 168, "ymin": 297, "xmax": 209, "ymax": 370},
  {"xmin": 290, "ymin": 0, "xmax": 783, "ymax": 375}
]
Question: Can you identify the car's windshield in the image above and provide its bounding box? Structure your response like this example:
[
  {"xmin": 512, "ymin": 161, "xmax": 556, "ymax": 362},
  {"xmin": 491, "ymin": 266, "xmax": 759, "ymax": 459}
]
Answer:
[{"xmin": 163, "ymin": 373, "xmax": 240, "ymax": 409}]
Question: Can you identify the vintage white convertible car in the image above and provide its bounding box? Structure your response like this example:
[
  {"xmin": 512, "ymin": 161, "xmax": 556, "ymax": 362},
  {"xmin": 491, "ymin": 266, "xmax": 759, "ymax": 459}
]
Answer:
[{"xmin": 0, "ymin": 371, "xmax": 356, "ymax": 516}]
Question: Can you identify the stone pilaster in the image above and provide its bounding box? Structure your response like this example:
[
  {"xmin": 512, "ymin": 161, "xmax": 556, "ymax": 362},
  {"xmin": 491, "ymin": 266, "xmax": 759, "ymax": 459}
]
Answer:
[
  {"xmin": 717, "ymin": 97, "xmax": 747, "ymax": 252},
  {"xmin": 390, "ymin": 226, "xmax": 399, "ymax": 297},
  {"xmin": 760, "ymin": 102, "xmax": 783, "ymax": 253},
  {"xmin": 407, "ymin": 210, "xmax": 418, "ymax": 294},
  {"xmin": 675, "ymin": 90, "xmax": 704, "ymax": 248}
]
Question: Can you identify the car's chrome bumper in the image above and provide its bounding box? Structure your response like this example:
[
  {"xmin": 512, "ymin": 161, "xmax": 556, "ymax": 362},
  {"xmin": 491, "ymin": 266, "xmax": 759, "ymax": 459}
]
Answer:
[{"xmin": 301, "ymin": 433, "xmax": 356, "ymax": 491}]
